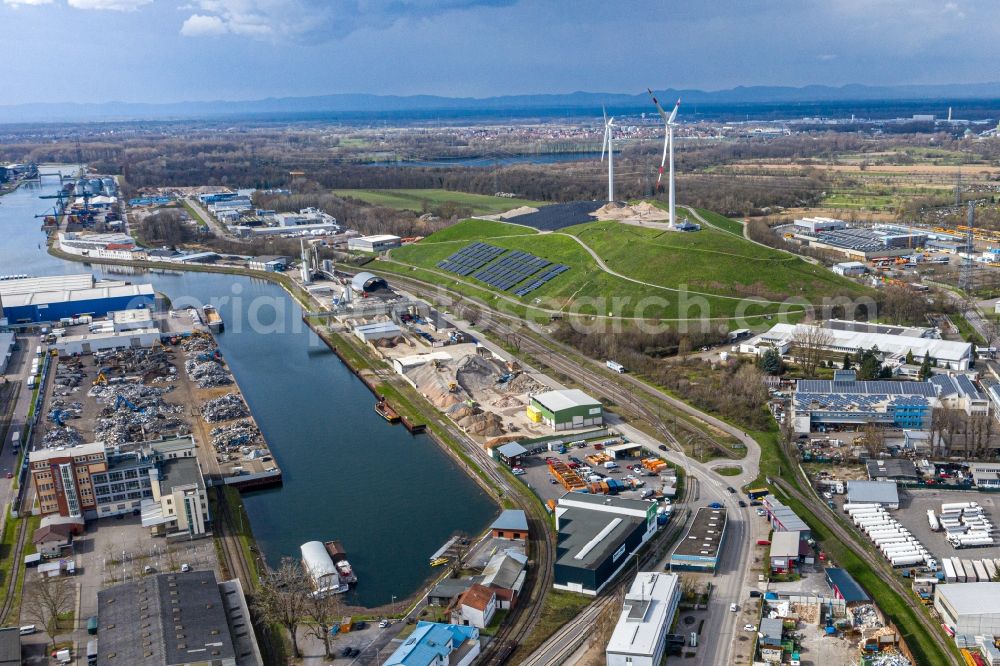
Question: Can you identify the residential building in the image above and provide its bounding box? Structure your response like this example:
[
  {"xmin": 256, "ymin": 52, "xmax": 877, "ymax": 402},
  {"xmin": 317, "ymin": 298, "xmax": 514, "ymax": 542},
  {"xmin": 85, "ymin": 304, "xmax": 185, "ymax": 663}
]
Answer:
[
  {"xmin": 669, "ymin": 507, "xmax": 727, "ymax": 573},
  {"xmin": 605, "ymin": 572, "xmax": 681, "ymax": 666},
  {"xmin": 384, "ymin": 622, "xmax": 480, "ymax": 666},
  {"xmin": 554, "ymin": 493, "xmax": 658, "ymax": 595},
  {"xmin": 527, "ymin": 389, "xmax": 603, "ymax": 431},
  {"xmin": 449, "ymin": 583, "xmax": 496, "ymax": 629},
  {"xmin": 742, "ymin": 320, "xmax": 973, "ymax": 371},
  {"xmin": 32, "ymin": 523, "xmax": 74, "ymax": 558},
  {"xmin": 825, "ymin": 568, "xmax": 871, "ymax": 605},
  {"xmin": 348, "ymin": 234, "xmax": 401, "ymax": 252},
  {"xmin": 846, "ymin": 480, "xmax": 900, "ymax": 509},
  {"xmin": 769, "ymin": 530, "xmax": 802, "ymax": 574},
  {"xmin": 935, "ymin": 582, "xmax": 1000, "ymax": 636},
  {"xmin": 95, "ymin": 570, "xmax": 262, "ymax": 666},
  {"xmin": 490, "ymin": 510, "xmax": 528, "ymax": 540},
  {"xmin": 758, "ymin": 617, "xmax": 784, "ymax": 662}
]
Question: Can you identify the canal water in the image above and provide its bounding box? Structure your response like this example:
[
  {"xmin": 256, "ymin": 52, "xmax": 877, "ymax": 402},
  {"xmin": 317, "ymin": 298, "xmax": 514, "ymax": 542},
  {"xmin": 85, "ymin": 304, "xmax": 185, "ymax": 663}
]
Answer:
[{"xmin": 0, "ymin": 172, "xmax": 497, "ymax": 607}]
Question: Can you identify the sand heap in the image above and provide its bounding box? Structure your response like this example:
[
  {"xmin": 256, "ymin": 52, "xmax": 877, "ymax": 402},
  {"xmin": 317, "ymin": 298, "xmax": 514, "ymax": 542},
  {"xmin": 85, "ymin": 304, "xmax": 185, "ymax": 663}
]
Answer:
[
  {"xmin": 499, "ymin": 205, "xmax": 539, "ymax": 220},
  {"xmin": 591, "ymin": 200, "xmax": 670, "ymax": 222},
  {"xmin": 448, "ymin": 402, "xmax": 505, "ymax": 437},
  {"xmin": 407, "ymin": 361, "xmax": 467, "ymax": 409}
]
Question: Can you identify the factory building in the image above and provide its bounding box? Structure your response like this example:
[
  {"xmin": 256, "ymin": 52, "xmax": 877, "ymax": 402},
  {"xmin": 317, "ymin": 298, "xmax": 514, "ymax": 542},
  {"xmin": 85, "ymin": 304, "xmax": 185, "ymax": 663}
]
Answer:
[
  {"xmin": 553, "ymin": 493, "xmax": 658, "ymax": 595},
  {"xmin": 794, "ymin": 226, "xmax": 926, "ymax": 260},
  {"xmin": 668, "ymin": 506, "xmax": 727, "ymax": 573},
  {"xmin": 57, "ymin": 232, "xmax": 147, "ymax": 261},
  {"xmin": 110, "ymin": 308, "xmax": 154, "ymax": 332},
  {"xmin": 527, "ymin": 389, "xmax": 603, "ymax": 431},
  {"xmin": 351, "ymin": 271, "xmax": 388, "ymax": 294},
  {"xmin": 931, "ymin": 374, "xmax": 989, "ymax": 417},
  {"xmin": 246, "ymin": 255, "xmax": 289, "ymax": 272},
  {"xmin": 794, "ymin": 216, "xmax": 848, "ymax": 233},
  {"xmin": 0, "ymin": 273, "xmax": 155, "ymax": 324},
  {"xmin": 846, "ymin": 480, "xmax": 900, "ymax": 509},
  {"xmin": 832, "ymin": 261, "xmax": 867, "ymax": 277},
  {"xmin": 825, "ymin": 568, "xmax": 870, "ymax": 605},
  {"xmin": 791, "ymin": 376, "xmax": 935, "ymax": 433},
  {"xmin": 742, "ymin": 320, "xmax": 973, "ymax": 371},
  {"xmin": 970, "ymin": 463, "xmax": 1000, "ymax": 490},
  {"xmin": 96, "ymin": 571, "xmax": 262, "ymax": 666},
  {"xmin": 275, "ymin": 207, "xmax": 338, "ymax": 227},
  {"xmin": 605, "ymin": 572, "xmax": 681, "ymax": 666},
  {"xmin": 348, "ymin": 234, "xmax": 402, "ymax": 253},
  {"xmin": 769, "ymin": 530, "xmax": 803, "ymax": 574},
  {"xmin": 53, "ymin": 327, "xmax": 161, "ymax": 356},
  {"xmin": 353, "ymin": 321, "xmax": 402, "ymax": 343},
  {"xmin": 935, "ymin": 583, "xmax": 1000, "ymax": 636},
  {"xmin": 0, "ymin": 331, "xmax": 13, "ymax": 375}
]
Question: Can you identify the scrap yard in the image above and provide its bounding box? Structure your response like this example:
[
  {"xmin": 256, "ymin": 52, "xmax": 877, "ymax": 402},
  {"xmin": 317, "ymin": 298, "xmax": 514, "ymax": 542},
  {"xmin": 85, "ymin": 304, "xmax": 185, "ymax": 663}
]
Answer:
[{"xmin": 38, "ymin": 308, "xmax": 282, "ymax": 490}]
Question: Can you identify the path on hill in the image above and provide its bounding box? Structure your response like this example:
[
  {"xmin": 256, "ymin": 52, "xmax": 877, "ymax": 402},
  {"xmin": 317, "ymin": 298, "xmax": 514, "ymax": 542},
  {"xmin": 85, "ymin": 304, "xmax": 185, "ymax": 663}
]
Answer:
[{"xmin": 684, "ymin": 206, "xmax": 820, "ymax": 265}]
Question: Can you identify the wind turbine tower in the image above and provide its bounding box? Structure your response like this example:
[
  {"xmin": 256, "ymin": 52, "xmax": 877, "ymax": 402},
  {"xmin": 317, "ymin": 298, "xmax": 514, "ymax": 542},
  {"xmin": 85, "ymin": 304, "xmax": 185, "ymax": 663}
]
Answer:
[
  {"xmin": 601, "ymin": 107, "xmax": 615, "ymax": 202},
  {"xmin": 648, "ymin": 89, "xmax": 681, "ymax": 227}
]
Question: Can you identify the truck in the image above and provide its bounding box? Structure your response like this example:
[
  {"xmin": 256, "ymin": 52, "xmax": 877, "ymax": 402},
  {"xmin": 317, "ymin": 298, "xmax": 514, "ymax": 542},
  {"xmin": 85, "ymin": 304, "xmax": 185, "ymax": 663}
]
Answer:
[
  {"xmin": 943, "ymin": 558, "xmax": 957, "ymax": 583},
  {"xmin": 606, "ymin": 360, "xmax": 626, "ymax": 373},
  {"xmin": 891, "ymin": 554, "xmax": 925, "ymax": 568},
  {"xmin": 87, "ymin": 639, "xmax": 98, "ymax": 665},
  {"xmin": 927, "ymin": 510, "xmax": 941, "ymax": 532}
]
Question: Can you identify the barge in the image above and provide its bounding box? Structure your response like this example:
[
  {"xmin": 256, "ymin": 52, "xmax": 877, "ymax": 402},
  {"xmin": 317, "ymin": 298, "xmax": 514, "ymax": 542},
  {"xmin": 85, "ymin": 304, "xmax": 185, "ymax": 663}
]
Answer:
[
  {"xmin": 375, "ymin": 396, "xmax": 401, "ymax": 423},
  {"xmin": 202, "ymin": 305, "xmax": 224, "ymax": 333}
]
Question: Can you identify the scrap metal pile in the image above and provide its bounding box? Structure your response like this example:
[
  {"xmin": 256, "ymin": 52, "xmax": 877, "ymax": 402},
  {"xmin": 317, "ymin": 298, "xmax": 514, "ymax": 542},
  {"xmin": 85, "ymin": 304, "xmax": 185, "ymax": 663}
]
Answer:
[
  {"xmin": 43, "ymin": 426, "xmax": 83, "ymax": 448},
  {"xmin": 210, "ymin": 419, "xmax": 261, "ymax": 451},
  {"xmin": 52, "ymin": 361, "xmax": 86, "ymax": 396},
  {"xmin": 852, "ymin": 604, "xmax": 883, "ymax": 631},
  {"xmin": 184, "ymin": 359, "xmax": 233, "ymax": 388},
  {"xmin": 202, "ymin": 393, "xmax": 249, "ymax": 423},
  {"xmin": 89, "ymin": 383, "xmax": 188, "ymax": 445}
]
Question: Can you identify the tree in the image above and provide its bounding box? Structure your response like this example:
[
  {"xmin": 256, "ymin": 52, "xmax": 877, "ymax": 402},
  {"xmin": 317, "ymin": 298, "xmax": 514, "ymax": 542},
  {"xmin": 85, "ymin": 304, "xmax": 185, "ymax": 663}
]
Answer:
[
  {"xmin": 22, "ymin": 577, "xmax": 74, "ymax": 651},
  {"xmin": 253, "ymin": 558, "xmax": 312, "ymax": 659},
  {"xmin": 905, "ymin": 349, "xmax": 915, "ymax": 365},
  {"xmin": 856, "ymin": 346, "xmax": 884, "ymax": 381},
  {"xmin": 758, "ymin": 347, "xmax": 784, "ymax": 376},
  {"xmin": 918, "ymin": 352, "xmax": 934, "ymax": 381},
  {"xmin": 860, "ymin": 421, "xmax": 886, "ymax": 460},
  {"xmin": 842, "ymin": 353, "xmax": 852, "ymax": 370},
  {"xmin": 790, "ymin": 326, "xmax": 833, "ymax": 377},
  {"xmin": 304, "ymin": 586, "xmax": 344, "ymax": 659}
]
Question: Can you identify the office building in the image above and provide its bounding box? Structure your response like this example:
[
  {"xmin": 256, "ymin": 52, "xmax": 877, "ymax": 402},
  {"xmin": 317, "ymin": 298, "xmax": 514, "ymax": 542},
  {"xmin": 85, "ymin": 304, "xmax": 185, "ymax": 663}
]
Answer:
[
  {"xmin": 554, "ymin": 493, "xmax": 658, "ymax": 595},
  {"xmin": 140, "ymin": 456, "xmax": 210, "ymax": 537},
  {"xmin": 605, "ymin": 572, "xmax": 681, "ymax": 666}
]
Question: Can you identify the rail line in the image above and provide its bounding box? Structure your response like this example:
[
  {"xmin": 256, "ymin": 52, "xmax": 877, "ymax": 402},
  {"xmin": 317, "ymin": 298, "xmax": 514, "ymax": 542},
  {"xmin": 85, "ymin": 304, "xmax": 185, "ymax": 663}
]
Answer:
[
  {"xmin": 213, "ymin": 487, "xmax": 256, "ymax": 591},
  {"xmin": 0, "ymin": 517, "xmax": 28, "ymax": 625}
]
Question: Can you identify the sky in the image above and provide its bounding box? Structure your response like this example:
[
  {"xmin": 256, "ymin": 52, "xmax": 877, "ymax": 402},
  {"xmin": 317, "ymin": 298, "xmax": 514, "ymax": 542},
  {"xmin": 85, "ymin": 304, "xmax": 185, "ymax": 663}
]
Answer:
[{"xmin": 1, "ymin": 0, "xmax": 999, "ymax": 105}]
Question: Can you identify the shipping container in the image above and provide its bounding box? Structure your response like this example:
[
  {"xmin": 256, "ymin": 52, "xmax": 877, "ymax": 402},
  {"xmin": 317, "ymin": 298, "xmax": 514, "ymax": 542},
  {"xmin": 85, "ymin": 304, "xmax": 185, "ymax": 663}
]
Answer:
[
  {"xmin": 943, "ymin": 558, "xmax": 957, "ymax": 583},
  {"xmin": 973, "ymin": 560, "xmax": 989, "ymax": 582}
]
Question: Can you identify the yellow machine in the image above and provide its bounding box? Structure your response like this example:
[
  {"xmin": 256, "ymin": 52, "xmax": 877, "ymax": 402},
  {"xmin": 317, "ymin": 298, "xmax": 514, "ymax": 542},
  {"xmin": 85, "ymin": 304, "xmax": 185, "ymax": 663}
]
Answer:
[{"xmin": 94, "ymin": 373, "xmax": 108, "ymax": 386}]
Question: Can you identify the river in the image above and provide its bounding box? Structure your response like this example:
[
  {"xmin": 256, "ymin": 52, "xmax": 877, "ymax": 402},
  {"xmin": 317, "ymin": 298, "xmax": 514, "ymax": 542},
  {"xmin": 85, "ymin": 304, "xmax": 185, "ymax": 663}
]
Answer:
[{"xmin": 0, "ymin": 171, "xmax": 497, "ymax": 607}]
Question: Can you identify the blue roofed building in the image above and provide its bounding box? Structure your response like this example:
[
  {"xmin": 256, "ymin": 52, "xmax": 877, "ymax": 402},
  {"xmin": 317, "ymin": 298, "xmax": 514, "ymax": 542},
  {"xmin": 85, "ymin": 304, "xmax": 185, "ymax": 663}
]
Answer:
[
  {"xmin": 490, "ymin": 509, "xmax": 528, "ymax": 540},
  {"xmin": 384, "ymin": 621, "xmax": 480, "ymax": 666}
]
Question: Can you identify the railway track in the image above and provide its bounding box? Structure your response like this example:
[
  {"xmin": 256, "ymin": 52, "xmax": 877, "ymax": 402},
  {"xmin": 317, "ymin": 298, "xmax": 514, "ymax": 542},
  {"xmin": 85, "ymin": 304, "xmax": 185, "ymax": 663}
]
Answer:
[
  {"xmin": 213, "ymin": 487, "xmax": 256, "ymax": 591},
  {"xmin": 773, "ymin": 477, "xmax": 960, "ymax": 666},
  {"xmin": 0, "ymin": 517, "xmax": 28, "ymax": 625}
]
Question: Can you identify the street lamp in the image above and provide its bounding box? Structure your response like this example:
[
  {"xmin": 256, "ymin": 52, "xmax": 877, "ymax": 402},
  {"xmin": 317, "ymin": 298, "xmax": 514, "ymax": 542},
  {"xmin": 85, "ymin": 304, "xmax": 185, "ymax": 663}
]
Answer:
[{"xmin": 390, "ymin": 595, "xmax": 397, "ymax": 617}]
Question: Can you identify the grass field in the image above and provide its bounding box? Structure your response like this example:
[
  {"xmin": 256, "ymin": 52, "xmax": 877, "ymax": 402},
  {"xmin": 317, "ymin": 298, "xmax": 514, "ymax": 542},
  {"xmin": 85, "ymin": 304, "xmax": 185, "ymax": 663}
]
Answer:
[
  {"xmin": 387, "ymin": 215, "xmax": 869, "ymax": 320},
  {"xmin": 334, "ymin": 188, "xmax": 545, "ymax": 215},
  {"xmin": 691, "ymin": 207, "xmax": 745, "ymax": 236}
]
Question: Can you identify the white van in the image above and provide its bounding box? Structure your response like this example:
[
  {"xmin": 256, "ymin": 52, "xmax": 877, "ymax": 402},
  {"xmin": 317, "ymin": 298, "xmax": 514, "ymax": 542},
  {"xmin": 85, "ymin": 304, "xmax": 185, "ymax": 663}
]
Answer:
[
  {"xmin": 603, "ymin": 461, "xmax": 619, "ymax": 469},
  {"xmin": 19, "ymin": 625, "xmax": 35, "ymax": 635}
]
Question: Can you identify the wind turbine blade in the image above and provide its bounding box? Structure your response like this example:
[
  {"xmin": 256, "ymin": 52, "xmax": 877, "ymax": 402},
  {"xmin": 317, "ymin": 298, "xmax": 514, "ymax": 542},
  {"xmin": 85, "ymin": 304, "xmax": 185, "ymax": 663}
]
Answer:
[
  {"xmin": 667, "ymin": 98, "xmax": 680, "ymax": 125},
  {"xmin": 601, "ymin": 126, "xmax": 607, "ymax": 162},
  {"xmin": 658, "ymin": 132, "xmax": 668, "ymax": 185},
  {"xmin": 602, "ymin": 104, "xmax": 608, "ymax": 125},
  {"xmin": 647, "ymin": 88, "xmax": 670, "ymax": 123}
]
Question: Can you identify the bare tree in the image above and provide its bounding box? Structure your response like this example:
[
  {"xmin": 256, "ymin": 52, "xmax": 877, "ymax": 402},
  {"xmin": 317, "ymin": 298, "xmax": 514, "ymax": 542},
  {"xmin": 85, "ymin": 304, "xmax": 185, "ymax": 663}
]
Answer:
[
  {"xmin": 304, "ymin": 589, "xmax": 344, "ymax": 659},
  {"xmin": 790, "ymin": 326, "xmax": 833, "ymax": 377},
  {"xmin": 860, "ymin": 421, "xmax": 886, "ymax": 460},
  {"xmin": 22, "ymin": 577, "xmax": 75, "ymax": 650},
  {"xmin": 253, "ymin": 558, "xmax": 311, "ymax": 659}
]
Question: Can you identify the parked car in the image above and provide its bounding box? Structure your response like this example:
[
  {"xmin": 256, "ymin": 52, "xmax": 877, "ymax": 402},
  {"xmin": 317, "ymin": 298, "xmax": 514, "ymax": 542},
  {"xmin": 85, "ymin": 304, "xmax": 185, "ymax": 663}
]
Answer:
[
  {"xmin": 511, "ymin": 467, "xmax": 525, "ymax": 476},
  {"xmin": 594, "ymin": 443, "xmax": 604, "ymax": 450},
  {"xmin": 730, "ymin": 603, "xmax": 738, "ymax": 612},
  {"xmin": 738, "ymin": 500, "xmax": 747, "ymax": 507},
  {"xmin": 709, "ymin": 502, "xmax": 723, "ymax": 509},
  {"xmin": 379, "ymin": 619, "xmax": 389, "ymax": 628},
  {"xmin": 726, "ymin": 486, "xmax": 736, "ymax": 494},
  {"xmin": 658, "ymin": 444, "xmax": 667, "ymax": 451},
  {"xmin": 743, "ymin": 624, "xmax": 756, "ymax": 631}
]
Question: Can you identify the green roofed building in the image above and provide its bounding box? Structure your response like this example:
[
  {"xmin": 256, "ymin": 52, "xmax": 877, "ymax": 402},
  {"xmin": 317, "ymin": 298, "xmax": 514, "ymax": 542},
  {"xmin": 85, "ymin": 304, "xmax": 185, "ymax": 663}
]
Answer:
[{"xmin": 528, "ymin": 389, "xmax": 603, "ymax": 431}]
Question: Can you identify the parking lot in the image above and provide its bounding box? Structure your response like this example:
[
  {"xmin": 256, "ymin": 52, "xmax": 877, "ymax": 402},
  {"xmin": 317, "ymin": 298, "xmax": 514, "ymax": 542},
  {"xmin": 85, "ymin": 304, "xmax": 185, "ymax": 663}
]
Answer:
[
  {"xmin": 894, "ymin": 488, "xmax": 1000, "ymax": 562},
  {"xmin": 512, "ymin": 434, "xmax": 677, "ymax": 505}
]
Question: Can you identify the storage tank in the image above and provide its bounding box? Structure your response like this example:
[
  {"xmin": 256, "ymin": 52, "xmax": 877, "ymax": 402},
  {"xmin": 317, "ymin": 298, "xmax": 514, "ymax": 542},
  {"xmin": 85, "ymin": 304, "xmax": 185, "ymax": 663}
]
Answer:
[{"xmin": 890, "ymin": 555, "xmax": 924, "ymax": 568}]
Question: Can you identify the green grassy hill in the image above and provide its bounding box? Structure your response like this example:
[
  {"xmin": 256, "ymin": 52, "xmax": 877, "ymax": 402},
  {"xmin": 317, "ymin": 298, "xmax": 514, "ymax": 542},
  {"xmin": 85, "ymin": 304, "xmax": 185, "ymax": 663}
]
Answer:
[
  {"xmin": 334, "ymin": 188, "xmax": 545, "ymax": 216},
  {"xmin": 381, "ymin": 213, "xmax": 870, "ymax": 322}
]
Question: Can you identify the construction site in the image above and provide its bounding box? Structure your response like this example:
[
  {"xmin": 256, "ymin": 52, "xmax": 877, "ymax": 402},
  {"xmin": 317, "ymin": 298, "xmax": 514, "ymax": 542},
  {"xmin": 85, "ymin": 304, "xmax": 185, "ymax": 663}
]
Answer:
[{"xmin": 37, "ymin": 309, "xmax": 281, "ymax": 494}]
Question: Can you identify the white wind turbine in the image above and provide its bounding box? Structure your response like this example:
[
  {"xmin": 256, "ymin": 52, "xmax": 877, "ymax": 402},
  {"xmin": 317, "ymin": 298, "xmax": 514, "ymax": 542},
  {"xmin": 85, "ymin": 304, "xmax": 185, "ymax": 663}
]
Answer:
[
  {"xmin": 600, "ymin": 106, "xmax": 615, "ymax": 202},
  {"xmin": 648, "ymin": 89, "xmax": 681, "ymax": 226}
]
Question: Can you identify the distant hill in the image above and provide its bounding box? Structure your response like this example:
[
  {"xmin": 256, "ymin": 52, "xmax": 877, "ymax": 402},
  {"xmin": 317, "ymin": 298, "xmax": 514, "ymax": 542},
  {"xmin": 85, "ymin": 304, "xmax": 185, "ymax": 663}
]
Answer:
[{"xmin": 3, "ymin": 82, "xmax": 1000, "ymax": 124}]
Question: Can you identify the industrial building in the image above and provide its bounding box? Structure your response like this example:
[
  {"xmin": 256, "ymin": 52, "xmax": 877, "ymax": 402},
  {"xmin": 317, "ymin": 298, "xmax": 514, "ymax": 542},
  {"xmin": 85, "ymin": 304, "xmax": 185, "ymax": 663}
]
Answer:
[
  {"xmin": 274, "ymin": 207, "xmax": 337, "ymax": 228},
  {"xmin": 742, "ymin": 320, "xmax": 974, "ymax": 371},
  {"xmin": 0, "ymin": 273, "xmax": 155, "ymax": 324},
  {"xmin": 769, "ymin": 530, "xmax": 803, "ymax": 573},
  {"xmin": 95, "ymin": 570, "xmax": 262, "ymax": 666},
  {"xmin": 794, "ymin": 226, "xmax": 926, "ymax": 260},
  {"xmin": 791, "ymin": 374, "xmax": 936, "ymax": 433},
  {"xmin": 935, "ymin": 583, "xmax": 1000, "ymax": 636},
  {"xmin": 846, "ymin": 480, "xmax": 900, "ymax": 509},
  {"xmin": 931, "ymin": 374, "xmax": 989, "ymax": 416},
  {"xmin": 762, "ymin": 496, "xmax": 811, "ymax": 538},
  {"xmin": 53, "ymin": 327, "xmax": 162, "ymax": 356},
  {"xmin": 110, "ymin": 308, "xmax": 154, "ymax": 332},
  {"xmin": 527, "ymin": 389, "xmax": 603, "ymax": 431},
  {"xmin": 669, "ymin": 506, "xmax": 727, "ymax": 573},
  {"xmin": 832, "ymin": 261, "xmax": 867, "ymax": 277},
  {"xmin": 553, "ymin": 493, "xmax": 658, "ymax": 595},
  {"xmin": 970, "ymin": 463, "xmax": 1000, "ymax": 490},
  {"xmin": 605, "ymin": 572, "xmax": 681, "ymax": 666},
  {"xmin": 351, "ymin": 271, "xmax": 389, "ymax": 294},
  {"xmin": 0, "ymin": 331, "xmax": 13, "ymax": 374},
  {"xmin": 825, "ymin": 568, "xmax": 870, "ymax": 605},
  {"xmin": 348, "ymin": 234, "xmax": 402, "ymax": 252},
  {"xmin": 140, "ymin": 456, "xmax": 210, "ymax": 538},
  {"xmin": 866, "ymin": 459, "xmax": 918, "ymax": 483},
  {"xmin": 490, "ymin": 510, "xmax": 529, "ymax": 541},
  {"xmin": 246, "ymin": 255, "xmax": 289, "ymax": 272},
  {"xmin": 384, "ymin": 622, "xmax": 480, "ymax": 666},
  {"xmin": 794, "ymin": 216, "xmax": 848, "ymax": 233},
  {"xmin": 353, "ymin": 321, "xmax": 402, "ymax": 343},
  {"xmin": 58, "ymin": 232, "xmax": 146, "ymax": 261},
  {"xmin": 0, "ymin": 626, "xmax": 19, "ymax": 666}
]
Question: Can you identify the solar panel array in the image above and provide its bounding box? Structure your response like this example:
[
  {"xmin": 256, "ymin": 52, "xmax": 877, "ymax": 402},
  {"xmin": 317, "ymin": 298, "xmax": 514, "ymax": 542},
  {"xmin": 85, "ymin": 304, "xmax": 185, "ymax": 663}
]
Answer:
[
  {"xmin": 436, "ymin": 242, "xmax": 505, "ymax": 276},
  {"xmin": 472, "ymin": 251, "xmax": 551, "ymax": 291},
  {"xmin": 514, "ymin": 264, "xmax": 569, "ymax": 297}
]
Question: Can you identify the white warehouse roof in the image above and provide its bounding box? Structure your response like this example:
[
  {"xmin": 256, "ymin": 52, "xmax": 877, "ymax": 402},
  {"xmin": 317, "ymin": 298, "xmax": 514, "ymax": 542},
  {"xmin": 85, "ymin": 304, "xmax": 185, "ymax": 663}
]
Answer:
[
  {"xmin": 847, "ymin": 480, "xmax": 899, "ymax": 505},
  {"xmin": 937, "ymin": 582, "xmax": 1000, "ymax": 616},
  {"xmin": 606, "ymin": 572, "xmax": 680, "ymax": 657},
  {"xmin": 2, "ymin": 283, "xmax": 154, "ymax": 308},
  {"xmin": 300, "ymin": 541, "xmax": 337, "ymax": 582},
  {"xmin": 532, "ymin": 389, "xmax": 601, "ymax": 412}
]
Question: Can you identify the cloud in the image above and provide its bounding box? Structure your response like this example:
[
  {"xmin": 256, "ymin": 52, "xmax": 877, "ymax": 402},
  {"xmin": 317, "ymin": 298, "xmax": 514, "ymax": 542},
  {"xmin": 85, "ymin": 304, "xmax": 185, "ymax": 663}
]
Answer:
[
  {"xmin": 181, "ymin": 12, "xmax": 228, "ymax": 35},
  {"xmin": 179, "ymin": 0, "xmax": 517, "ymax": 41},
  {"xmin": 817, "ymin": 54, "xmax": 837, "ymax": 61},
  {"xmin": 67, "ymin": 0, "xmax": 150, "ymax": 8},
  {"xmin": 2, "ymin": 0, "xmax": 55, "ymax": 6}
]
